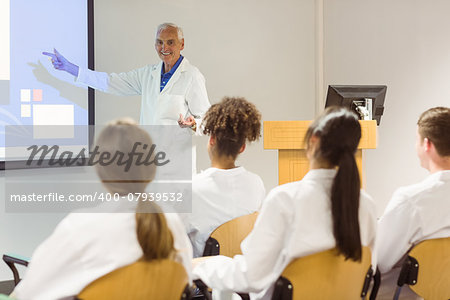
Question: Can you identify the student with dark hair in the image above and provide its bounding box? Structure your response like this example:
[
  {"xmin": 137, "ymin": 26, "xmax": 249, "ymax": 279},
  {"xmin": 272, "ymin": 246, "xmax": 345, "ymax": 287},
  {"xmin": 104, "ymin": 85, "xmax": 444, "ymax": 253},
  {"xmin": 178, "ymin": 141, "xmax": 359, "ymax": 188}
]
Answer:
[
  {"xmin": 193, "ymin": 107, "xmax": 377, "ymax": 299},
  {"xmin": 182, "ymin": 97, "xmax": 266, "ymax": 257},
  {"xmin": 376, "ymin": 107, "xmax": 450, "ymax": 300},
  {"xmin": 12, "ymin": 118, "xmax": 192, "ymax": 300}
]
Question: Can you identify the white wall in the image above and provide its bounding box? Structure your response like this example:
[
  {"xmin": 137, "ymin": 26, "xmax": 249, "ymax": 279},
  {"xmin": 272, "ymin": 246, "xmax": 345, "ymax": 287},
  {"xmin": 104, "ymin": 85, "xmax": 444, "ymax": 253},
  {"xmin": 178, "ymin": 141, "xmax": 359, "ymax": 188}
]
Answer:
[
  {"xmin": 93, "ymin": 0, "xmax": 317, "ymax": 187},
  {"xmin": 323, "ymin": 0, "xmax": 450, "ymax": 215},
  {"xmin": 0, "ymin": 0, "xmax": 317, "ymax": 281}
]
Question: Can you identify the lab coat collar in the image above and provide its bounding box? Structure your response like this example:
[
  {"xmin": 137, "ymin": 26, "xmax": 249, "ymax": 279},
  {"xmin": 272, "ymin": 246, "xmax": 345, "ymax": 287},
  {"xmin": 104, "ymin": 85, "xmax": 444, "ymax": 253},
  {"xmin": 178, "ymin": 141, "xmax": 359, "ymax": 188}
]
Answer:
[
  {"xmin": 162, "ymin": 55, "xmax": 184, "ymax": 77},
  {"xmin": 200, "ymin": 166, "xmax": 246, "ymax": 176},
  {"xmin": 159, "ymin": 57, "xmax": 189, "ymax": 94},
  {"xmin": 423, "ymin": 169, "xmax": 450, "ymax": 184},
  {"xmin": 302, "ymin": 168, "xmax": 337, "ymax": 181}
]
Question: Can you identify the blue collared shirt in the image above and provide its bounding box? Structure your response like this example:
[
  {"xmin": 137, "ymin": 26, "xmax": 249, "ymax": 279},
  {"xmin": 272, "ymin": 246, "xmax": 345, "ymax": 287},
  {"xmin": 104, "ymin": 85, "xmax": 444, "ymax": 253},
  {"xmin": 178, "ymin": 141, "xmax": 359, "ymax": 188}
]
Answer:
[{"xmin": 160, "ymin": 55, "xmax": 184, "ymax": 92}]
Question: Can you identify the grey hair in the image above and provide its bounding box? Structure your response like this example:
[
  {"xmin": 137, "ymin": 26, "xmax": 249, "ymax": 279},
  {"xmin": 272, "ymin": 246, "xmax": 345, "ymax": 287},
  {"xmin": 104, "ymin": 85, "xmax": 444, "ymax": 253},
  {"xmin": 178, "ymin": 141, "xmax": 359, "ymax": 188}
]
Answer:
[
  {"xmin": 156, "ymin": 23, "xmax": 184, "ymax": 41},
  {"xmin": 95, "ymin": 118, "xmax": 156, "ymax": 195}
]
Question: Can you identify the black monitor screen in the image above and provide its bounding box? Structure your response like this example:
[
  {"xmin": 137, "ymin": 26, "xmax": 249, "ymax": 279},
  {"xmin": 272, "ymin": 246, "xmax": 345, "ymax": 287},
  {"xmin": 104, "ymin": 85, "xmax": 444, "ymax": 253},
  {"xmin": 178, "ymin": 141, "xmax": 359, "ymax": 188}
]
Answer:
[{"xmin": 325, "ymin": 85, "xmax": 387, "ymax": 125}]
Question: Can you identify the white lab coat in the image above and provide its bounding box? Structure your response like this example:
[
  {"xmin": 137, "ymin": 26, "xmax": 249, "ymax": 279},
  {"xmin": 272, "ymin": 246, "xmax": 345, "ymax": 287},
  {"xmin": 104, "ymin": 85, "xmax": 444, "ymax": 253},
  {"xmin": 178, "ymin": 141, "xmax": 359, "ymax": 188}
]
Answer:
[
  {"xmin": 13, "ymin": 201, "xmax": 193, "ymax": 300},
  {"xmin": 182, "ymin": 167, "xmax": 265, "ymax": 257},
  {"xmin": 76, "ymin": 58, "xmax": 210, "ymax": 174},
  {"xmin": 75, "ymin": 58, "xmax": 210, "ymax": 129},
  {"xmin": 375, "ymin": 170, "xmax": 450, "ymax": 300},
  {"xmin": 193, "ymin": 169, "xmax": 377, "ymax": 300}
]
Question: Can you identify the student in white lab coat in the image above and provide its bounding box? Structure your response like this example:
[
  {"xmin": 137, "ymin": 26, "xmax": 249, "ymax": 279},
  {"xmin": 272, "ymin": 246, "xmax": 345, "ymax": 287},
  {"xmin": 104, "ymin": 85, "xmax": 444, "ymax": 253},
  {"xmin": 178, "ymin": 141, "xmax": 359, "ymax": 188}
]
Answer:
[
  {"xmin": 376, "ymin": 107, "xmax": 450, "ymax": 300},
  {"xmin": 183, "ymin": 97, "xmax": 266, "ymax": 257},
  {"xmin": 43, "ymin": 23, "xmax": 210, "ymax": 131},
  {"xmin": 12, "ymin": 118, "xmax": 193, "ymax": 300},
  {"xmin": 193, "ymin": 107, "xmax": 377, "ymax": 300}
]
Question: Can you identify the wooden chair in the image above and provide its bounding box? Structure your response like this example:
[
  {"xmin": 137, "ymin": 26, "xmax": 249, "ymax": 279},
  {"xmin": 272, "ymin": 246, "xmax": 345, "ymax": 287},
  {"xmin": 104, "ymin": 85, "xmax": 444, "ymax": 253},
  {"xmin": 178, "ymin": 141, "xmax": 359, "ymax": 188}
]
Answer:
[
  {"xmin": 271, "ymin": 247, "xmax": 375, "ymax": 300},
  {"xmin": 3, "ymin": 256, "xmax": 191, "ymax": 300},
  {"xmin": 198, "ymin": 212, "xmax": 258, "ymax": 300},
  {"xmin": 77, "ymin": 259, "xmax": 190, "ymax": 300},
  {"xmin": 394, "ymin": 237, "xmax": 450, "ymax": 300},
  {"xmin": 202, "ymin": 212, "xmax": 258, "ymax": 257}
]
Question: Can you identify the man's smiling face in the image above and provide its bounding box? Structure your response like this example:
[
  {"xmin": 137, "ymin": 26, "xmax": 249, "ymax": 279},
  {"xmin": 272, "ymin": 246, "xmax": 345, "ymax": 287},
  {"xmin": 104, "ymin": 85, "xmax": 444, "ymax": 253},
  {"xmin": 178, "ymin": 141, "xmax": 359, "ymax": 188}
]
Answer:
[{"xmin": 155, "ymin": 27, "xmax": 184, "ymax": 70}]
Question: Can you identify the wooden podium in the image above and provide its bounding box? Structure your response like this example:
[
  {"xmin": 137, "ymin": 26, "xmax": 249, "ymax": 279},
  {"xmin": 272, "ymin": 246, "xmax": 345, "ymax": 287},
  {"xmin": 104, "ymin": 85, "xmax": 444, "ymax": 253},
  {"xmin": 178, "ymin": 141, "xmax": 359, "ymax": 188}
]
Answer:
[{"xmin": 263, "ymin": 120, "xmax": 377, "ymax": 187}]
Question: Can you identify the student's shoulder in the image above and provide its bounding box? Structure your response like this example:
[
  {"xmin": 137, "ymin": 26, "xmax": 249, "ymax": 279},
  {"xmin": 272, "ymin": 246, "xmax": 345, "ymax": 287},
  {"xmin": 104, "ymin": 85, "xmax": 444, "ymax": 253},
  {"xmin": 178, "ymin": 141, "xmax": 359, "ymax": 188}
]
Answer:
[
  {"xmin": 163, "ymin": 212, "xmax": 183, "ymax": 225},
  {"xmin": 45, "ymin": 213, "xmax": 113, "ymax": 245},
  {"xmin": 61, "ymin": 211, "xmax": 133, "ymax": 230},
  {"xmin": 240, "ymin": 167, "xmax": 264, "ymax": 182},
  {"xmin": 391, "ymin": 176, "xmax": 439, "ymax": 204},
  {"xmin": 265, "ymin": 180, "xmax": 312, "ymax": 205},
  {"xmin": 163, "ymin": 213, "xmax": 187, "ymax": 237},
  {"xmin": 192, "ymin": 168, "xmax": 215, "ymax": 182},
  {"xmin": 258, "ymin": 181, "xmax": 314, "ymax": 220},
  {"xmin": 383, "ymin": 177, "xmax": 440, "ymax": 215}
]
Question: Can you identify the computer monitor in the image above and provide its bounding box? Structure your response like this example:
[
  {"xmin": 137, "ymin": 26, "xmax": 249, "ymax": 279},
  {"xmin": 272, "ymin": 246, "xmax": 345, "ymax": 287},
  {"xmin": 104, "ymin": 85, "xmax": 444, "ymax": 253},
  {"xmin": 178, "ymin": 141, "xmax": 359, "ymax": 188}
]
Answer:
[{"xmin": 325, "ymin": 85, "xmax": 387, "ymax": 125}]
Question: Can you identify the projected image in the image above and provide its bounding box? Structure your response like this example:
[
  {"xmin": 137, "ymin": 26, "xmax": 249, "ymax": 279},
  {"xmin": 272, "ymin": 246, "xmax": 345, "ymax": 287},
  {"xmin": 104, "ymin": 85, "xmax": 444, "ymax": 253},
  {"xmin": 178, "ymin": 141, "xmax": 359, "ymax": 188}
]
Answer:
[
  {"xmin": 0, "ymin": 0, "xmax": 9, "ymax": 102},
  {"xmin": 0, "ymin": 0, "xmax": 91, "ymax": 164}
]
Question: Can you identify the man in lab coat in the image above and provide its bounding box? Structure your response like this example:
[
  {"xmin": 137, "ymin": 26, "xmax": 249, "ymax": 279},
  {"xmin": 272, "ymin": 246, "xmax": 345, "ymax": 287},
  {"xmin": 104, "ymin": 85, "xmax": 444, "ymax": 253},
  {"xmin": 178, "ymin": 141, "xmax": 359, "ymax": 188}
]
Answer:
[
  {"xmin": 43, "ymin": 23, "xmax": 210, "ymax": 174},
  {"xmin": 43, "ymin": 22, "xmax": 210, "ymax": 132},
  {"xmin": 376, "ymin": 106, "xmax": 450, "ymax": 299}
]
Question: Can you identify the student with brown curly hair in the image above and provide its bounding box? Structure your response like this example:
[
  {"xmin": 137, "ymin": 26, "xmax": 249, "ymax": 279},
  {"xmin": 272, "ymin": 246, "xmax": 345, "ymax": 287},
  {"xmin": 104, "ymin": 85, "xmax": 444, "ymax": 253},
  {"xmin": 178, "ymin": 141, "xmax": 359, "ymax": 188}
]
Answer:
[
  {"xmin": 193, "ymin": 107, "xmax": 377, "ymax": 300},
  {"xmin": 182, "ymin": 97, "xmax": 266, "ymax": 257}
]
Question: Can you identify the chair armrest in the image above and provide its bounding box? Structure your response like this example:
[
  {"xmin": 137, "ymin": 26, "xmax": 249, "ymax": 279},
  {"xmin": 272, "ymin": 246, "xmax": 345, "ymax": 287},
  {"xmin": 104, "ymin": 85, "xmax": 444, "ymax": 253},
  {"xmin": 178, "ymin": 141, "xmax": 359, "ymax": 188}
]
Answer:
[
  {"xmin": 202, "ymin": 237, "xmax": 220, "ymax": 256},
  {"xmin": 2, "ymin": 254, "xmax": 29, "ymax": 286},
  {"xmin": 361, "ymin": 265, "xmax": 373, "ymax": 298},
  {"xmin": 181, "ymin": 284, "xmax": 193, "ymax": 300},
  {"xmin": 193, "ymin": 279, "xmax": 249, "ymax": 300},
  {"xmin": 397, "ymin": 256, "xmax": 419, "ymax": 286},
  {"xmin": 193, "ymin": 279, "xmax": 212, "ymax": 300},
  {"xmin": 393, "ymin": 255, "xmax": 419, "ymax": 300},
  {"xmin": 271, "ymin": 276, "xmax": 293, "ymax": 300},
  {"xmin": 237, "ymin": 293, "xmax": 250, "ymax": 300},
  {"xmin": 369, "ymin": 267, "xmax": 381, "ymax": 300}
]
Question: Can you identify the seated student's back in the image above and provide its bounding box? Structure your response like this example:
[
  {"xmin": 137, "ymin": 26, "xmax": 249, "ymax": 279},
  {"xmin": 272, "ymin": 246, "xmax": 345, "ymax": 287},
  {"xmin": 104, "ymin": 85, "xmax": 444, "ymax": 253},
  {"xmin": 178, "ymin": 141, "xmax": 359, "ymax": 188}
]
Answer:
[
  {"xmin": 189, "ymin": 165, "xmax": 265, "ymax": 256},
  {"xmin": 376, "ymin": 107, "xmax": 450, "ymax": 300},
  {"xmin": 12, "ymin": 118, "xmax": 193, "ymax": 300},
  {"xmin": 183, "ymin": 97, "xmax": 265, "ymax": 257},
  {"xmin": 193, "ymin": 107, "xmax": 377, "ymax": 300}
]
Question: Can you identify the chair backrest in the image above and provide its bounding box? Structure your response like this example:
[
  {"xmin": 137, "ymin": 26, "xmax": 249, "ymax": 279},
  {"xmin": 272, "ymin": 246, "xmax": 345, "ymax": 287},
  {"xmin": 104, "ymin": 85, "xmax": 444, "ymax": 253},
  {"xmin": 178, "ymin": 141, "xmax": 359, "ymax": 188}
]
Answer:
[
  {"xmin": 272, "ymin": 247, "xmax": 372, "ymax": 300},
  {"xmin": 405, "ymin": 237, "xmax": 450, "ymax": 299},
  {"xmin": 77, "ymin": 259, "xmax": 189, "ymax": 300},
  {"xmin": 206, "ymin": 212, "xmax": 259, "ymax": 257}
]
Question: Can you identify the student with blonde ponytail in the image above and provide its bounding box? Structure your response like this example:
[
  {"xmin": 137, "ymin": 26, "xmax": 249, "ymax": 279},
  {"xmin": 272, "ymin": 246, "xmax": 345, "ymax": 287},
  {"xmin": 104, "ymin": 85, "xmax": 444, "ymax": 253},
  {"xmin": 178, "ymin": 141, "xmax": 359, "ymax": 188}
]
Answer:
[
  {"xmin": 13, "ymin": 118, "xmax": 192, "ymax": 300},
  {"xmin": 193, "ymin": 107, "xmax": 377, "ymax": 300},
  {"xmin": 136, "ymin": 202, "xmax": 175, "ymax": 261}
]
